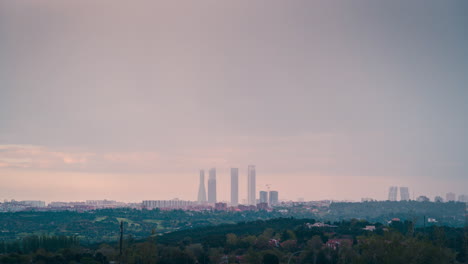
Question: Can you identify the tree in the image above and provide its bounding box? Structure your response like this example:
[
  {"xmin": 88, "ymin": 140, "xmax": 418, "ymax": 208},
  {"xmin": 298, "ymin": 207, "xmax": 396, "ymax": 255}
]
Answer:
[
  {"xmin": 245, "ymin": 248, "xmax": 261, "ymax": 264},
  {"xmin": 226, "ymin": 233, "xmax": 238, "ymax": 248},
  {"xmin": 262, "ymin": 253, "xmax": 279, "ymax": 264},
  {"xmin": 300, "ymin": 235, "xmax": 323, "ymax": 264}
]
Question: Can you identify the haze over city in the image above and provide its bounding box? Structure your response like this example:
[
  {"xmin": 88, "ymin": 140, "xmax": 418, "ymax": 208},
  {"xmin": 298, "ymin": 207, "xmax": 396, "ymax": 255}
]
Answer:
[{"xmin": 1, "ymin": 1, "xmax": 467, "ymax": 203}]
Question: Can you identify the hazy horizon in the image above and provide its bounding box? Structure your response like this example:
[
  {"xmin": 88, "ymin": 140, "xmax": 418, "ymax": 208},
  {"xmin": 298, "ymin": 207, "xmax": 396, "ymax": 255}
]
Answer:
[{"xmin": 1, "ymin": 1, "xmax": 467, "ymax": 203}]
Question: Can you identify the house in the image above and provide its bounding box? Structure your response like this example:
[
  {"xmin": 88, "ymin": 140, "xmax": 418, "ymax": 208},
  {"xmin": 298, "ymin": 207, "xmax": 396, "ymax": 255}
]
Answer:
[
  {"xmin": 326, "ymin": 239, "xmax": 353, "ymax": 250},
  {"xmin": 306, "ymin": 222, "xmax": 337, "ymax": 228},
  {"xmin": 363, "ymin": 225, "xmax": 376, "ymax": 231},
  {"xmin": 269, "ymin": 239, "xmax": 280, "ymax": 247}
]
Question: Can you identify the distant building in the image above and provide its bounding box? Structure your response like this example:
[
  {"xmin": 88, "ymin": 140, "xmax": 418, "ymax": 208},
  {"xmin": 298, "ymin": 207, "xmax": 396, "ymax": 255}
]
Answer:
[
  {"xmin": 326, "ymin": 239, "xmax": 352, "ymax": 250},
  {"xmin": 400, "ymin": 187, "xmax": 410, "ymax": 201},
  {"xmin": 446, "ymin": 192, "xmax": 456, "ymax": 202},
  {"xmin": 306, "ymin": 222, "xmax": 338, "ymax": 228},
  {"xmin": 247, "ymin": 165, "xmax": 256, "ymax": 205},
  {"xmin": 208, "ymin": 168, "xmax": 217, "ymax": 203},
  {"xmin": 269, "ymin": 191, "xmax": 279, "ymax": 206},
  {"xmin": 230, "ymin": 168, "xmax": 239, "ymax": 206},
  {"xmin": 361, "ymin": 198, "xmax": 375, "ymax": 202},
  {"xmin": 416, "ymin": 195, "xmax": 430, "ymax": 202},
  {"xmin": 257, "ymin": 202, "xmax": 269, "ymax": 210},
  {"xmin": 434, "ymin": 196, "xmax": 444, "ymax": 203},
  {"xmin": 259, "ymin": 191, "xmax": 268, "ymax": 204},
  {"xmin": 22, "ymin": 200, "xmax": 46, "ymax": 207},
  {"xmin": 142, "ymin": 200, "xmax": 194, "ymax": 210},
  {"xmin": 86, "ymin": 200, "xmax": 116, "ymax": 206},
  {"xmin": 214, "ymin": 202, "xmax": 227, "ymax": 211},
  {"xmin": 388, "ymin": 186, "xmax": 398, "ymax": 201},
  {"xmin": 237, "ymin": 204, "xmax": 257, "ymax": 211},
  {"xmin": 458, "ymin": 194, "xmax": 468, "ymax": 203},
  {"xmin": 85, "ymin": 200, "xmax": 126, "ymax": 208},
  {"xmin": 197, "ymin": 170, "xmax": 207, "ymax": 204}
]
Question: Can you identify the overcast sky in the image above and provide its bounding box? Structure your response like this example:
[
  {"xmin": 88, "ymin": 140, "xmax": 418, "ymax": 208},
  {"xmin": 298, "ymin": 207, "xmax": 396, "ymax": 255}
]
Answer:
[{"xmin": 1, "ymin": 1, "xmax": 467, "ymax": 203}]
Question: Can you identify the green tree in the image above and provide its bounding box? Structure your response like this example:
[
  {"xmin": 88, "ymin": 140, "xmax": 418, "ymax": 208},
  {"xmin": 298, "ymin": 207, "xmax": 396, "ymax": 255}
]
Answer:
[{"xmin": 262, "ymin": 253, "xmax": 279, "ymax": 264}]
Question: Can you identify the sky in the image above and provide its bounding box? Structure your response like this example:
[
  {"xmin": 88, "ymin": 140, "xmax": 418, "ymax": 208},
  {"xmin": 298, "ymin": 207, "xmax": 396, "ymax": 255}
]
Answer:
[{"xmin": 0, "ymin": 1, "xmax": 467, "ymax": 203}]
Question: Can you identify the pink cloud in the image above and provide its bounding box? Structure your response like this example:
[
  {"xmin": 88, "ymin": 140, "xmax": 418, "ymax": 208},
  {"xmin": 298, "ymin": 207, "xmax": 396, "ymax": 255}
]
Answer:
[{"xmin": 0, "ymin": 145, "xmax": 94, "ymax": 169}]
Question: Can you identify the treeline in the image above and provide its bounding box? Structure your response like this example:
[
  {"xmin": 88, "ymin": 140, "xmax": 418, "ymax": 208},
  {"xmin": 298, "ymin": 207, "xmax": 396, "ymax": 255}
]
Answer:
[
  {"xmin": 0, "ymin": 235, "xmax": 79, "ymax": 254},
  {"xmin": 158, "ymin": 218, "xmax": 314, "ymax": 245},
  {"xmin": 0, "ymin": 202, "xmax": 465, "ymax": 244},
  {"xmin": 0, "ymin": 208, "xmax": 316, "ymax": 243},
  {"xmin": 329, "ymin": 201, "xmax": 466, "ymax": 226},
  {"xmin": 121, "ymin": 219, "xmax": 467, "ymax": 264},
  {"xmin": 0, "ymin": 218, "xmax": 466, "ymax": 264}
]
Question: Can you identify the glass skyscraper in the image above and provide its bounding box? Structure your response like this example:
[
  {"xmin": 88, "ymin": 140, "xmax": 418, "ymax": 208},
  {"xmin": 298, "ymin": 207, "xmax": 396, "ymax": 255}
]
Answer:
[
  {"xmin": 197, "ymin": 170, "xmax": 207, "ymax": 203},
  {"xmin": 259, "ymin": 191, "xmax": 268, "ymax": 204},
  {"xmin": 247, "ymin": 165, "xmax": 256, "ymax": 205},
  {"xmin": 388, "ymin": 186, "xmax": 398, "ymax": 201},
  {"xmin": 269, "ymin": 191, "xmax": 278, "ymax": 206},
  {"xmin": 208, "ymin": 168, "xmax": 217, "ymax": 203},
  {"xmin": 400, "ymin": 187, "xmax": 410, "ymax": 201},
  {"xmin": 231, "ymin": 168, "xmax": 239, "ymax": 206}
]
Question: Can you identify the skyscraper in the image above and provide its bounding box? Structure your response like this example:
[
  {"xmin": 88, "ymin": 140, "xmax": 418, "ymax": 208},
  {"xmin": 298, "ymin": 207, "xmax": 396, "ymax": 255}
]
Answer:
[
  {"xmin": 197, "ymin": 170, "xmax": 207, "ymax": 203},
  {"xmin": 231, "ymin": 168, "xmax": 239, "ymax": 206},
  {"xmin": 458, "ymin": 194, "xmax": 468, "ymax": 203},
  {"xmin": 446, "ymin": 192, "xmax": 456, "ymax": 202},
  {"xmin": 208, "ymin": 168, "xmax": 217, "ymax": 204},
  {"xmin": 247, "ymin": 165, "xmax": 256, "ymax": 205},
  {"xmin": 269, "ymin": 191, "xmax": 279, "ymax": 206},
  {"xmin": 388, "ymin": 186, "xmax": 398, "ymax": 201},
  {"xmin": 400, "ymin": 187, "xmax": 410, "ymax": 201},
  {"xmin": 259, "ymin": 191, "xmax": 268, "ymax": 204}
]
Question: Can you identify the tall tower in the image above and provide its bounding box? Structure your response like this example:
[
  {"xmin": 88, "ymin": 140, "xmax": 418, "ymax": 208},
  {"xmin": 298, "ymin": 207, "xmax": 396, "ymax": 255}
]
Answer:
[
  {"xmin": 388, "ymin": 186, "xmax": 398, "ymax": 201},
  {"xmin": 400, "ymin": 187, "xmax": 410, "ymax": 201},
  {"xmin": 231, "ymin": 168, "xmax": 239, "ymax": 206},
  {"xmin": 197, "ymin": 170, "xmax": 207, "ymax": 204},
  {"xmin": 247, "ymin": 165, "xmax": 256, "ymax": 205},
  {"xmin": 208, "ymin": 168, "xmax": 217, "ymax": 203}
]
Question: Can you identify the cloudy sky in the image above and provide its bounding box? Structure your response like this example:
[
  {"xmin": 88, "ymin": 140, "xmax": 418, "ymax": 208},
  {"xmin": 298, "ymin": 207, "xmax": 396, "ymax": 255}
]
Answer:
[{"xmin": 1, "ymin": 1, "xmax": 467, "ymax": 203}]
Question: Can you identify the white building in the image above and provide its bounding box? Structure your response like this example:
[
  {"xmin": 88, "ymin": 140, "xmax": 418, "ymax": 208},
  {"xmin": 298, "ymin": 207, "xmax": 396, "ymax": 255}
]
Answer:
[{"xmin": 142, "ymin": 199, "xmax": 195, "ymax": 209}]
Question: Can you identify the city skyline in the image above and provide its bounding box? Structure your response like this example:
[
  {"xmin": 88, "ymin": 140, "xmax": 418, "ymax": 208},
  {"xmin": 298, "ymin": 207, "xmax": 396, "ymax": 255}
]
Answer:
[
  {"xmin": 1, "ymin": 1, "xmax": 467, "ymax": 203},
  {"xmin": 0, "ymin": 165, "xmax": 464, "ymax": 203},
  {"xmin": 4, "ymin": 188, "xmax": 468, "ymax": 207}
]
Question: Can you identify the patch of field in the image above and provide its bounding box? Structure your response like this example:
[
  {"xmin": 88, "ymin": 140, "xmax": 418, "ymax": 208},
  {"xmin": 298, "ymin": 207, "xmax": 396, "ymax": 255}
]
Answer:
[
  {"xmin": 116, "ymin": 218, "xmax": 140, "ymax": 227},
  {"xmin": 116, "ymin": 217, "xmax": 133, "ymax": 224},
  {"xmin": 94, "ymin": 216, "xmax": 108, "ymax": 222},
  {"xmin": 143, "ymin": 219, "xmax": 162, "ymax": 224}
]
